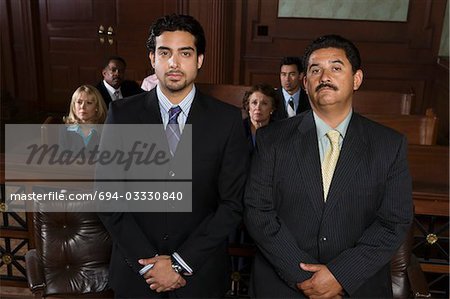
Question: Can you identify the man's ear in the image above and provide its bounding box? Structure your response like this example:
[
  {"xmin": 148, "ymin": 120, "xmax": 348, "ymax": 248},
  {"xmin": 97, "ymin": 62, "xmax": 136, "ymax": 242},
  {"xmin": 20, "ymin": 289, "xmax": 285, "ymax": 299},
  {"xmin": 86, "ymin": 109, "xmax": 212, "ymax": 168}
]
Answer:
[
  {"xmin": 353, "ymin": 69, "xmax": 363, "ymax": 91},
  {"xmin": 303, "ymin": 75, "xmax": 308, "ymax": 94},
  {"xmin": 197, "ymin": 54, "xmax": 204, "ymax": 70},
  {"xmin": 149, "ymin": 52, "xmax": 156, "ymax": 69}
]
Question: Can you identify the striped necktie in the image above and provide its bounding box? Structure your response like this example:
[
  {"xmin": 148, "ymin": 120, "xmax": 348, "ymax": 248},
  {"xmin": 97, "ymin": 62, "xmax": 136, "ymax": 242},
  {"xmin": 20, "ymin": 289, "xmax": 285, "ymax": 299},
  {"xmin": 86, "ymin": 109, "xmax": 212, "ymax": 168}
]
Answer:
[
  {"xmin": 166, "ymin": 106, "xmax": 182, "ymax": 156},
  {"xmin": 322, "ymin": 130, "xmax": 340, "ymax": 201}
]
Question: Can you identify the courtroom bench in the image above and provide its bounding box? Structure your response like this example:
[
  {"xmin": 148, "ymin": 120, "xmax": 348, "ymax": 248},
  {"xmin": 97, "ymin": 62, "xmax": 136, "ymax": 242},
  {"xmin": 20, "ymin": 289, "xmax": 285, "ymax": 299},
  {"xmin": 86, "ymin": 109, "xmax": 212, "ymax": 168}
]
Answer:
[
  {"xmin": 363, "ymin": 109, "xmax": 438, "ymax": 145},
  {"xmin": 407, "ymin": 144, "xmax": 449, "ymax": 280}
]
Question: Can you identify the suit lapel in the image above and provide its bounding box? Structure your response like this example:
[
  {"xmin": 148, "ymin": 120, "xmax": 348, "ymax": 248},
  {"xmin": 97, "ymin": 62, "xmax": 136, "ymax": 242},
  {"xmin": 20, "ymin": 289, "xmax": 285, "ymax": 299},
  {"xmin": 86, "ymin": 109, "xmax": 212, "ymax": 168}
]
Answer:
[
  {"xmin": 322, "ymin": 113, "xmax": 367, "ymax": 219},
  {"xmin": 186, "ymin": 90, "xmax": 208, "ymax": 125},
  {"xmin": 140, "ymin": 90, "xmax": 163, "ymax": 124},
  {"xmin": 276, "ymin": 89, "xmax": 288, "ymax": 119},
  {"xmin": 294, "ymin": 111, "xmax": 325, "ymax": 220}
]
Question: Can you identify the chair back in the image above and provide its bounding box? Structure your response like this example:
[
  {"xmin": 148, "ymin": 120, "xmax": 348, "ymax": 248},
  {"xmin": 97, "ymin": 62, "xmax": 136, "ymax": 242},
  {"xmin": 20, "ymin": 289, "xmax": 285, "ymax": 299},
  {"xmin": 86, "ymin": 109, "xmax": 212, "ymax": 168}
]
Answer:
[
  {"xmin": 40, "ymin": 116, "xmax": 64, "ymax": 145},
  {"xmin": 32, "ymin": 207, "xmax": 112, "ymax": 296},
  {"xmin": 364, "ymin": 109, "xmax": 438, "ymax": 145},
  {"xmin": 353, "ymin": 90, "xmax": 414, "ymax": 115}
]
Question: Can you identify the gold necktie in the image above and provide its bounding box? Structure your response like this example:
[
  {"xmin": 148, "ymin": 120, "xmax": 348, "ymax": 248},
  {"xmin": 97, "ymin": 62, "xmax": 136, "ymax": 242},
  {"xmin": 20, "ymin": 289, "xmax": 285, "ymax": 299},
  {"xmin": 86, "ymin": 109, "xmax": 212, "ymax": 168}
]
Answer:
[{"xmin": 322, "ymin": 130, "xmax": 340, "ymax": 201}]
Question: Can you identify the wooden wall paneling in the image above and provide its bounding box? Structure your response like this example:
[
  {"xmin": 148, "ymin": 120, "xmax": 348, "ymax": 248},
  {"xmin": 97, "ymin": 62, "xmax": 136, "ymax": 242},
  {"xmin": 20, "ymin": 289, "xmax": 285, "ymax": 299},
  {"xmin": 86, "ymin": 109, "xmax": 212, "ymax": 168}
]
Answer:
[
  {"xmin": 241, "ymin": 0, "xmax": 448, "ymax": 118},
  {"xmin": 187, "ymin": 0, "xmax": 238, "ymax": 84},
  {"xmin": 1, "ymin": 0, "xmax": 16, "ymax": 123},
  {"xmin": 38, "ymin": 0, "xmax": 117, "ymax": 112},
  {"xmin": 1, "ymin": 0, "xmax": 41, "ymax": 120},
  {"xmin": 431, "ymin": 58, "xmax": 449, "ymax": 145},
  {"xmin": 115, "ymin": 0, "xmax": 178, "ymax": 82},
  {"xmin": 38, "ymin": 0, "xmax": 182, "ymax": 113},
  {"xmin": 231, "ymin": 0, "xmax": 245, "ymax": 84}
]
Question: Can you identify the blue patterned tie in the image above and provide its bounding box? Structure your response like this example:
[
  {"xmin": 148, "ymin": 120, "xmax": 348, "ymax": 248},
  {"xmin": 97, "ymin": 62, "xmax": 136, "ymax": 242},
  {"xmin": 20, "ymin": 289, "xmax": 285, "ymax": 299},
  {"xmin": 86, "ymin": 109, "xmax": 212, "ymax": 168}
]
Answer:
[{"xmin": 166, "ymin": 106, "xmax": 182, "ymax": 156}]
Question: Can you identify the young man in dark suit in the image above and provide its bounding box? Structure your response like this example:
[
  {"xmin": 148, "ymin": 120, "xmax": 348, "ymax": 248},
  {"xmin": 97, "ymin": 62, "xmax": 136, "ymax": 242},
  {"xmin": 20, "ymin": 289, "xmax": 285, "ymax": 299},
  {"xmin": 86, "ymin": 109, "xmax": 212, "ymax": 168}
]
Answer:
[
  {"xmin": 97, "ymin": 14, "xmax": 249, "ymax": 298},
  {"xmin": 96, "ymin": 56, "xmax": 144, "ymax": 108},
  {"xmin": 272, "ymin": 56, "xmax": 311, "ymax": 120},
  {"xmin": 244, "ymin": 35, "xmax": 413, "ymax": 298}
]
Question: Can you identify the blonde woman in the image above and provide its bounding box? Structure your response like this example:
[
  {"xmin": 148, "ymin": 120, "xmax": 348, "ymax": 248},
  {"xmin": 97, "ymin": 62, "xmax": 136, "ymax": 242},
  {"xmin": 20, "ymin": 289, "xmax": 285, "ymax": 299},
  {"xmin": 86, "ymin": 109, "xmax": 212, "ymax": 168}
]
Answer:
[{"xmin": 59, "ymin": 85, "xmax": 107, "ymax": 152}]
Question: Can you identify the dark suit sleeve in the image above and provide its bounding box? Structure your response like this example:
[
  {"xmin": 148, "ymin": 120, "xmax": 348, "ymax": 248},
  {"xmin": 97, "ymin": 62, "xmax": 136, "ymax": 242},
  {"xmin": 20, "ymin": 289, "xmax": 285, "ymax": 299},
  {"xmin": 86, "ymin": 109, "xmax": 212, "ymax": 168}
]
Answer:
[
  {"xmin": 327, "ymin": 135, "xmax": 413, "ymax": 295},
  {"xmin": 96, "ymin": 104, "xmax": 158, "ymax": 274},
  {"xmin": 175, "ymin": 109, "xmax": 249, "ymax": 273},
  {"xmin": 244, "ymin": 127, "xmax": 319, "ymax": 290}
]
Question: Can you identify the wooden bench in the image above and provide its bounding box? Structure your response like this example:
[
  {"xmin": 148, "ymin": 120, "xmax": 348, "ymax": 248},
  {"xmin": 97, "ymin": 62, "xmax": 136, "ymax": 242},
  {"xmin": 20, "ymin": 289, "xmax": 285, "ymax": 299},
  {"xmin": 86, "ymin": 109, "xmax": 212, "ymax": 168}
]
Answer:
[
  {"xmin": 353, "ymin": 90, "xmax": 414, "ymax": 115},
  {"xmin": 40, "ymin": 115, "xmax": 64, "ymax": 145},
  {"xmin": 196, "ymin": 83, "xmax": 250, "ymax": 109},
  {"xmin": 407, "ymin": 144, "xmax": 449, "ymax": 276},
  {"xmin": 364, "ymin": 109, "xmax": 438, "ymax": 145}
]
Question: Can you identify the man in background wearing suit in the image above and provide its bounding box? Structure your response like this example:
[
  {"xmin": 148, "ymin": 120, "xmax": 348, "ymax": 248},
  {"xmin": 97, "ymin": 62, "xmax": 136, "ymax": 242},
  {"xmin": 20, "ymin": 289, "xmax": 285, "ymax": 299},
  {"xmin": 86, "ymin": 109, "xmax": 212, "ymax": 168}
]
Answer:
[
  {"xmin": 244, "ymin": 35, "xmax": 413, "ymax": 298},
  {"xmin": 96, "ymin": 55, "xmax": 144, "ymax": 108},
  {"xmin": 98, "ymin": 14, "xmax": 249, "ymax": 298},
  {"xmin": 272, "ymin": 56, "xmax": 311, "ymax": 120}
]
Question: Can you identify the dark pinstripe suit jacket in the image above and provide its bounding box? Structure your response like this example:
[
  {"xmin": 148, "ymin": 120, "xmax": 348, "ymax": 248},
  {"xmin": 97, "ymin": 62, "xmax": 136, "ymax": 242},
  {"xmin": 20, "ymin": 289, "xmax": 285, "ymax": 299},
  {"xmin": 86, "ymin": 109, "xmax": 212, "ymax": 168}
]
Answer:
[{"xmin": 244, "ymin": 111, "xmax": 413, "ymax": 298}]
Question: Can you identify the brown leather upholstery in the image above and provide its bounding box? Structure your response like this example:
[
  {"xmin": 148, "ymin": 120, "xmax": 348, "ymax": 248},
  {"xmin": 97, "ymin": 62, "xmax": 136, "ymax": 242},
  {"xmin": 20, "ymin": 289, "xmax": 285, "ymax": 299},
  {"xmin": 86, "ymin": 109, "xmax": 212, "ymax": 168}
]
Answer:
[
  {"xmin": 25, "ymin": 209, "xmax": 113, "ymax": 298},
  {"xmin": 390, "ymin": 224, "xmax": 430, "ymax": 298}
]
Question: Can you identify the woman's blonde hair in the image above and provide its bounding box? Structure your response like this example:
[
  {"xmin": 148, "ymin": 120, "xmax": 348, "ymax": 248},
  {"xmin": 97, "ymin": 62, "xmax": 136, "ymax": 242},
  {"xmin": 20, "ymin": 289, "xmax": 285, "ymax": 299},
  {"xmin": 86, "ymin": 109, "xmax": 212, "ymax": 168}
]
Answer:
[{"xmin": 65, "ymin": 85, "xmax": 107, "ymax": 124}]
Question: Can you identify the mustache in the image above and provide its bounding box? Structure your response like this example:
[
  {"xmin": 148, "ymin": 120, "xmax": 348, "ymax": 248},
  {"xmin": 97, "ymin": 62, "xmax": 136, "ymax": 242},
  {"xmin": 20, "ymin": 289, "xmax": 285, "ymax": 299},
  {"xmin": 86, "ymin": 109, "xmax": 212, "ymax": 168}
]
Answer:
[
  {"xmin": 167, "ymin": 71, "xmax": 183, "ymax": 75},
  {"xmin": 316, "ymin": 83, "xmax": 338, "ymax": 92}
]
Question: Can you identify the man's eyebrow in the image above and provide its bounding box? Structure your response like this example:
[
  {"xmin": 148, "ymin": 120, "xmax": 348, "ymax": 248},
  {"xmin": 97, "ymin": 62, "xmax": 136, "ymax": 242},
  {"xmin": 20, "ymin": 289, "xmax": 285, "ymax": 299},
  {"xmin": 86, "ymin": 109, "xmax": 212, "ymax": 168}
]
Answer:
[
  {"xmin": 156, "ymin": 46, "xmax": 195, "ymax": 52},
  {"xmin": 156, "ymin": 46, "xmax": 171, "ymax": 51},
  {"xmin": 178, "ymin": 47, "xmax": 195, "ymax": 51},
  {"xmin": 330, "ymin": 59, "xmax": 344, "ymax": 65},
  {"xmin": 308, "ymin": 63, "xmax": 319, "ymax": 70}
]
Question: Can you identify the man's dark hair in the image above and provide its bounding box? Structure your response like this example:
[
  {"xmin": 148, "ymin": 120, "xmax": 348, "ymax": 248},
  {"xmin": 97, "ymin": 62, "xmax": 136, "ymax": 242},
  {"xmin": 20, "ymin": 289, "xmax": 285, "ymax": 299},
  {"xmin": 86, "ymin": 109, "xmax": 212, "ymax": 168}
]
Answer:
[
  {"xmin": 280, "ymin": 56, "xmax": 303, "ymax": 73},
  {"xmin": 302, "ymin": 34, "xmax": 361, "ymax": 74},
  {"xmin": 146, "ymin": 14, "xmax": 206, "ymax": 55},
  {"xmin": 103, "ymin": 56, "xmax": 126, "ymax": 69}
]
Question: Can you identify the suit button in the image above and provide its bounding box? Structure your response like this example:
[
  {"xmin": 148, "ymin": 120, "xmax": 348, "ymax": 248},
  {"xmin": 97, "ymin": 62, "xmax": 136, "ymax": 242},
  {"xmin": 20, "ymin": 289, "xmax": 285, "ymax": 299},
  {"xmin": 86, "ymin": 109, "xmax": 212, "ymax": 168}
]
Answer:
[
  {"xmin": 169, "ymin": 171, "xmax": 175, "ymax": 177},
  {"xmin": 163, "ymin": 234, "xmax": 169, "ymax": 240},
  {"xmin": 320, "ymin": 236, "xmax": 327, "ymax": 241}
]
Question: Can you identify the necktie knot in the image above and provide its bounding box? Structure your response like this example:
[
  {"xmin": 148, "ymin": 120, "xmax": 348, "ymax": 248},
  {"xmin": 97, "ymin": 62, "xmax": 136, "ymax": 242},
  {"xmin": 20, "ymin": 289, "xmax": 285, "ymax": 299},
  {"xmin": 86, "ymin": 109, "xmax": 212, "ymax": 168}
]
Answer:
[
  {"xmin": 287, "ymin": 97, "xmax": 296, "ymax": 117},
  {"xmin": 288, "ymin": 97, "xmax": 295, "ymax": 109},
  {"xmin": 168, "ymin": 106, "xmax": 182, "ymax": 124},
  {"xmin": 114, "ymin": 90, "xmax": 120, "ymax": 100}
]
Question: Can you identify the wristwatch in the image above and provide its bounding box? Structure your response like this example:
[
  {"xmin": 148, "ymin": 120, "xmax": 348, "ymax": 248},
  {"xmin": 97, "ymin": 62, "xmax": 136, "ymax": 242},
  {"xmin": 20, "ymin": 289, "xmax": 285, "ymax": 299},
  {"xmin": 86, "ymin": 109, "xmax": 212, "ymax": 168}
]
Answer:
[{"xmin": 171, "ymin": 257, "xmax": 184, "ymax": 274}]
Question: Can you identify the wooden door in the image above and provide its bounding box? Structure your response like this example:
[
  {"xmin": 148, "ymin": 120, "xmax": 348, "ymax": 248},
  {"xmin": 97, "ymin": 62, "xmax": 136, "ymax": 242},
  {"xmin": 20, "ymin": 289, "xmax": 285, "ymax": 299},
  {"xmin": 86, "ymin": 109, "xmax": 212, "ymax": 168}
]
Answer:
[
  {"xmin": 39, "ymin": 0, "xmax": 116, "ymax": 112},
  {"xmin": 38, "ymin": 0, "xmax": 178, "ymax": 112}
]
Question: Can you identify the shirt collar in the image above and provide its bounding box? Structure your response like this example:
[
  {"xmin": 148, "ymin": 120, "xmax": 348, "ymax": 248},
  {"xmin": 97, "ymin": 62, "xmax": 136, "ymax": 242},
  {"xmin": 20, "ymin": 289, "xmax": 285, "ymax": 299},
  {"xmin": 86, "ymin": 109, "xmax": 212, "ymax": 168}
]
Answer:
[
  {"xmin": 156, "ymin": 84, "xmax": 196, "ymax": 118},
  {"xmin": 103, "ymin": 80, "xmax": 120, "ymax": 93},
  {"xmin": 282, "ymin": 88, "xmax": 301, "ymax": 103},
  {"xmin": 313, "ymin": 109, "xmax": 353, "ymax": 140}
]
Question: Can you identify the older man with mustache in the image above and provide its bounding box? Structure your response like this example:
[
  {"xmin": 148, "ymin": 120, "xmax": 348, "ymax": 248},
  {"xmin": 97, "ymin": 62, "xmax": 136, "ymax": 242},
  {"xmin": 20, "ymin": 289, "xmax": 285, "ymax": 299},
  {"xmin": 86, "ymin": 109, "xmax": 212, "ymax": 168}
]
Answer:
[{"xmin": 244, "ymin": 35, "xmax": 413, "ymax": 298}]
